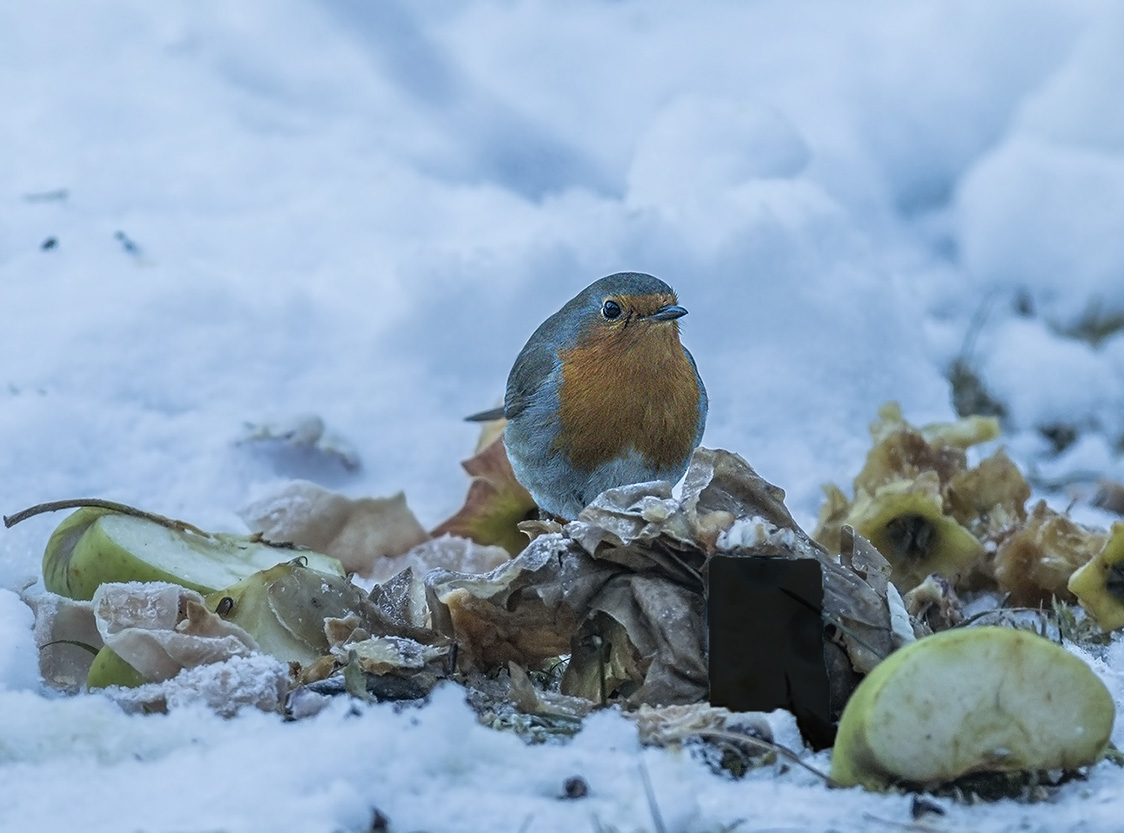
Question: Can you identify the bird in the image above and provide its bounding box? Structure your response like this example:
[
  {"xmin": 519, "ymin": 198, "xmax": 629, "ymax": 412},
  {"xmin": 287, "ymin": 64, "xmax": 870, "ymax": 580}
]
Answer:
[{"xmin": 469, "ymin": 272, "xmax": 707, "ymax": 520}]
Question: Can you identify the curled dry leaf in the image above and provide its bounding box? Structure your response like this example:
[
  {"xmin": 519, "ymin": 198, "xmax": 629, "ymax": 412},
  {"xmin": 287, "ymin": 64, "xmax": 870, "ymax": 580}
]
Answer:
[
  {"xmin": 292, "ymin": 598, "xmax": 454, "ymax": 702},
  {"xmin": 430, "ymin": 425, "xmax": 537, "ymax": 557},
  {"xmin": 367, "ymin": 566, "xmax": 429, "ymax": 631},
  {"xmin": 564, "ymin": 573, "xmax": 707, "ymax": 706},
  {"xmin": 831, "ymin": 526, "xmax": 923, "ymax": 673},
  {"xmin": 335, "ymin": 636, "xmax": 452, "ymax": 701},
  {"xmin": 902, "ymin": 574, "xmax": 963, "ymax": 632},
  {"xmin": 426, "ymin": 535, "xmax": 609, "ymax": 671},
  {"xmin": 507, "ymin": 662, "xmax": 595, "ymax": 719},
  {"xmin": 680, "ymin": 445, "xmax": 806, "ymax": 546},
  {"xmin": 239, "ymin": 481, "xmax": 428, "ymax": 577},
  {"xmin": 341, "ymin": 636, "xmax": 447, "ymax": 678},
  {"xmin": 381, "ymin": 535, "xmax": 511, "ymax": 585},
  {"xmin": 90, "ymin": 582, "xmax": 258, "ymax": 686},
  {"xmin": 994, "ymin": 501, "xmax": 1107, "ymax": 606}
]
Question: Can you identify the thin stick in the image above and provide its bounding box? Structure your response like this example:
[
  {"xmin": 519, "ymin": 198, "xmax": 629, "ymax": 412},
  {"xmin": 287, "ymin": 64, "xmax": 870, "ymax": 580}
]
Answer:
[
  {"xmin": 40, "ymin": 639, "xmax": 100, "ymax": 656},
  {"xmin": 862, "ymin": 812, "xmax": 963, "ymax": 833},
  {"xmin": 691, "ymin": 728, "xmax": 841, "ymax": 788},
  {"xmin": 4, "ymin": 498, "xmax": 209, "ymax": 537},
  {"xmin": 639, "ymin": 763, "xmax": 668, "ymax": 833}
]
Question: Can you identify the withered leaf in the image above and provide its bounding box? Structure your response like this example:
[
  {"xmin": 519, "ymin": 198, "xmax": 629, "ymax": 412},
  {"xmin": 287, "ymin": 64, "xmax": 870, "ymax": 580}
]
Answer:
[
  {"xmin": 424, "ymin": 447, "xmax": 915, "ymax": 709},
  {"xmin": 430, "ymin": 430, "xmax": 537, "ymax": 557},
  {"xmin": 239, "ymin": 481, "xmax": 429, "ymax": 576}
]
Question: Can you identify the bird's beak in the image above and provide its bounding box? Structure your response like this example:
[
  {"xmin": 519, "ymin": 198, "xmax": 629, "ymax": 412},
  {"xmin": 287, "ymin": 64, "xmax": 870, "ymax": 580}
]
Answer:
[{"xmin": 650, "ymin": 304, "xmax": 688, "ymax": 321}]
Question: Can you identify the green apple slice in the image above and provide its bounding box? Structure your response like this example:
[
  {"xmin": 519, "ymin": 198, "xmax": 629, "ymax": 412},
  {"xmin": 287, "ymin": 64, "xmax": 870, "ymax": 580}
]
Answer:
[
  {"xmin": 87, "ymin": 645, "xmax": 146, "ymax": 689},
  {"xmin": 44, "ymin": 507, "xmax": 345, "ymax": 600},
  {"xmin": 206, "ymin": 559, "xmax": 371, "ymax": 666},
  {"xmin": 831, "ymin": 626, "xmax": 1114, "ymax": 790}
]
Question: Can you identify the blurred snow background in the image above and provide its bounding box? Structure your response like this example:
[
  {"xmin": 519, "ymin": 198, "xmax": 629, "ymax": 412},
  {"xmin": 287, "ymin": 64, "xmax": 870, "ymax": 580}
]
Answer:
[{"xmin": 4, "ymin": 1, "xmax": 1124, "ymax": 831}]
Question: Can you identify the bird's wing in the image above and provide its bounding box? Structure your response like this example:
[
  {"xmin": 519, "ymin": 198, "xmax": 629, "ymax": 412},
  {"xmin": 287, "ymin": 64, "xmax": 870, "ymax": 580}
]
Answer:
[
  {"xmin": 684, "ymin": 346, "xmax": 708, "ymax": 444},
  {"xmin": 504, "ymin": 335, "xmax": 559, "ymax": 420}
]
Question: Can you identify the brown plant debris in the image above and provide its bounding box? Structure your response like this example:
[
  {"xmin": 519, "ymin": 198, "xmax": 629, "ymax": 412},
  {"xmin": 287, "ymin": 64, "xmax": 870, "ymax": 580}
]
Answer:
[
  {"xmin": 993, "ymin": 501, "xmax": 1107, "ymax": 606},
  {"xmin": 431, "ymin": 425, "xmax": 538, "ymax": 557},
  {"xmin": 425, "ymin": 447, "xmax": 915, "ymax": 709},
  {"xmin": 239, "ymin": 481, "xmax": 429, "ymax": 577}
]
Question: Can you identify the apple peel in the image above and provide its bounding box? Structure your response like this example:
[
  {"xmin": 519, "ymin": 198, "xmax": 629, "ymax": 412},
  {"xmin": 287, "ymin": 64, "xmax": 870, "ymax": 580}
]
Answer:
[{"xmin": 39, "ymin": 505, "xmax": 345, "ymax": 601}]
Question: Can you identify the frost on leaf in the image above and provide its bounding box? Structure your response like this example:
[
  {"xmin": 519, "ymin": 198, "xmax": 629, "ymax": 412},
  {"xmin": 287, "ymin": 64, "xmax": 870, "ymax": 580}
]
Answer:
[{"xmin": 239, "ymin": 481, "xmax": 429, "ymax": 576}]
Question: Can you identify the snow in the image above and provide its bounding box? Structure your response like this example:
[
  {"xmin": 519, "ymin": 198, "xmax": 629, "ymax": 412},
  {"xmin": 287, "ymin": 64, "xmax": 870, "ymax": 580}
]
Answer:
[{"xmin": 3, "ymin": 1, "xmax": 1124, "ymax": 830}]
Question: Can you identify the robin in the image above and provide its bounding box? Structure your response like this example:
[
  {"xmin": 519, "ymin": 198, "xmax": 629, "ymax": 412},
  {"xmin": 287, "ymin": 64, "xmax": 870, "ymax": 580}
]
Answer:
[{"xmin": 470, "ymin": 272, "xmax": 707, "ymax": 519}]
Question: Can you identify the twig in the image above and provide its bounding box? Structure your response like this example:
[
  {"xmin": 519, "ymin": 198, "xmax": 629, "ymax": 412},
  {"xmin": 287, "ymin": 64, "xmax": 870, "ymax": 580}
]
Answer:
[
  {"xmin": 639, "ymin": 763, "xmax": 668, "ymax": 833},
  {"xmin": 862, "ymin": 812, "xmax": 971, "ymax": 833},
  {"xmin": 691, "ymin": 728, "xmax": 840, "ymax": 787},
  {"xmin": 3, "ymin": 498, "xmax": 209, "ymax": 537},
  {"xmin": 40, "ymin": 639, "xmax": 100, "ymax": 656}
]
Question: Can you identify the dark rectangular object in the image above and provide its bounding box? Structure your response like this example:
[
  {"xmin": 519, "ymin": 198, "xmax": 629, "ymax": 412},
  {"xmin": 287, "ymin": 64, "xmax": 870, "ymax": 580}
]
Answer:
[{"xmin": 707, "ymin": 555, "xmax": 833, "ymax": 747}]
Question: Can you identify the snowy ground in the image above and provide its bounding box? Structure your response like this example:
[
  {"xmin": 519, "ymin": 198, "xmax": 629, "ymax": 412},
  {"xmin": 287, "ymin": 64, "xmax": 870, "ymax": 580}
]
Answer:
[{"xmin": 4, "ymin": 1, "xmax": 1124, "ymax": 831}]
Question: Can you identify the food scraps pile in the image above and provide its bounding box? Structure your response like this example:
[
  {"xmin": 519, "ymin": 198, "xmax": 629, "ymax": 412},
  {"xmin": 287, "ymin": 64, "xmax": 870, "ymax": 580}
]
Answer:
[{"xmin": 10, "ymin": 405, "xmax": 1124, "ymax": 796}]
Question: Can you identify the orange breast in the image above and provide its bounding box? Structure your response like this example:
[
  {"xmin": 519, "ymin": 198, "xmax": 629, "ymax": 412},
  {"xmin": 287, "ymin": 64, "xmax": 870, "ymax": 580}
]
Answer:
[{"xmin": 555, "ymin": 322, "xmax": 700, "ymax": 473}]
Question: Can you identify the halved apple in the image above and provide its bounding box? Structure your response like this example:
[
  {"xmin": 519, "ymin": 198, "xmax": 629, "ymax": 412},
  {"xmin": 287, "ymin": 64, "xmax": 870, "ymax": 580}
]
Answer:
[
  {"xmin": 43, "ymin": 507, "xmax": 344, "ymax": 600},
  {"xmin": 831, "ymin": 626, "xmax": 1114, "ymax": 790}
]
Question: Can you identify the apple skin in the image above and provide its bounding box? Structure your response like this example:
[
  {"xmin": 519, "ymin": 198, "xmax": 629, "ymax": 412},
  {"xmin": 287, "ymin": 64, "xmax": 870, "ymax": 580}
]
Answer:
[
  {"xmin": 86, "ymin": 645, "xmax": 147, "ymax": 689},
  {"xmin": 1068, "ymin": 522, "xmax": 1124, "ymax": 630},
  {"xmin": 205, "ymin": 559, "xmax": 372, "ymax": 666},
  {"xmin": 43, "ymin": 508, "xmax": 345, "ymax": 601}
]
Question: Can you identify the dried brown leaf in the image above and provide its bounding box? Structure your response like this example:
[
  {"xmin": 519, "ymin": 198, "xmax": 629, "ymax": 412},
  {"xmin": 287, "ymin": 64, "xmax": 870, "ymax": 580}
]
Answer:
[
  {"xmin": 946, "ymin": 449, "xmax": 1030, "ymax": 542},
  {"xmin": 507, "ymin": 662, "xmax": 594, "ymax": 718},
  {"xmin": 995, "ymin": 500, "xmax": 1107, "ymax": 606},
  {"xmin": 564, "ymin": 573, "xmax": 707, "ymax": 707},
  {"xmin": 431, "ymin": 431, "xmax": 537, "ymax": 557},
  {"xmin": 239, "ymin": 481, "xmax": 429, "ymax": 576}
]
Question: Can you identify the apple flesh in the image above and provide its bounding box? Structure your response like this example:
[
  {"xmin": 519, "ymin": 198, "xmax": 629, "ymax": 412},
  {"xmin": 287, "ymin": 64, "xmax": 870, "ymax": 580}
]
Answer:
[
  {"xmin": 43, "ymin": 508, "xmax": 345, "ymax": 600},
  {"xmin": 831, "ymin": 626, "xmax": 1114, "ymax": 790}
]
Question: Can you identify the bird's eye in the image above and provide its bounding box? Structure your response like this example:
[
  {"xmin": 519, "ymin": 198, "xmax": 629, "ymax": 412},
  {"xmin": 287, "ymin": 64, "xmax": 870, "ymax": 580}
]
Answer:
[{"xmin": 602, "ymin": 300, "xmax": 622, "ymax": 320}]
